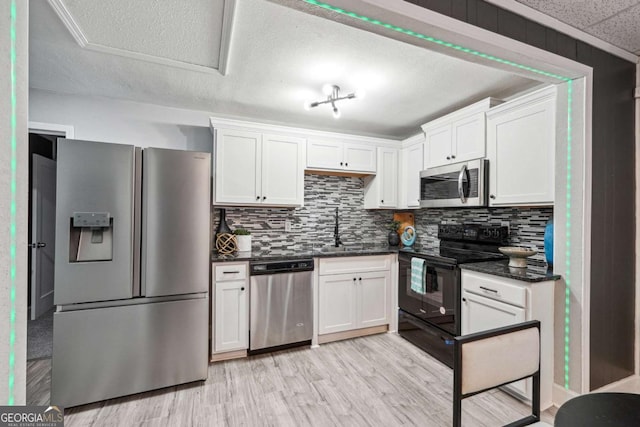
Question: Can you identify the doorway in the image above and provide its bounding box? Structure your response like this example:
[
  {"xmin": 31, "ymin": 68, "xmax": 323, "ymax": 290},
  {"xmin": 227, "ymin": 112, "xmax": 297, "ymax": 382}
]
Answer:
[{"xmin": 26, "ymin": 123, "xmax": 71, "ymax": 405}]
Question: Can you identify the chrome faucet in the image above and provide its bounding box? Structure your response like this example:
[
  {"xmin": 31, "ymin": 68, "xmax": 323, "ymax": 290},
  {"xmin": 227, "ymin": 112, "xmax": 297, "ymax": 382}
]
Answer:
[{"xmin": 334, "ymin": 207, "xmax": 342, "ymax": 247}]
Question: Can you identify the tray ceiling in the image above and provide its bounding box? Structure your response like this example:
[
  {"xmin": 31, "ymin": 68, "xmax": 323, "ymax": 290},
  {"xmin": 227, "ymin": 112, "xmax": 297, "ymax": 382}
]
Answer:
[
  {"xmin": 48, "ymin": 0, "xmax": 235, "ymax": 74},
  {"xmin": 31, "ymin": 0, "xmax": 540, "ymax": 139}
]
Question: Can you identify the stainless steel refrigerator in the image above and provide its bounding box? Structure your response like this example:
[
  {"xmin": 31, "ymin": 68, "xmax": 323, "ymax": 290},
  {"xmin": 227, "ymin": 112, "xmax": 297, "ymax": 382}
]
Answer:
[{"xmin": 52, "ymin": 139, "xmax": 210, "ymax": 407}]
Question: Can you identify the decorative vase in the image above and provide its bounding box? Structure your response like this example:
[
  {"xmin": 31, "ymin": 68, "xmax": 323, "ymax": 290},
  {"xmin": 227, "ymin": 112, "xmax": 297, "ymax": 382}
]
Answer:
[
  {"xmin": 388, "ymin": 231, "xmax": 400, "ymax": 246},
  {"xmin": 236, "ymin": 235, "xmax": 252, "ymax": 252},
  {"xmin": 544, "ymin": 219, "xmax": 554, "ymax": 266},
  {"xmin": 401, "ymin": 226, "xmax": 416, "ymax": 247},
  {"xmin": 215, "ymin": 209, "xmax": 232, "ymax": 235}
]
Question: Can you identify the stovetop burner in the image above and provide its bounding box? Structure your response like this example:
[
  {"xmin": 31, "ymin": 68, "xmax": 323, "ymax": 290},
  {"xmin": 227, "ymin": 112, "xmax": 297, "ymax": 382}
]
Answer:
[{"xmin": 400, "ymin": 224, "xmax": 509, "ymax": 266}]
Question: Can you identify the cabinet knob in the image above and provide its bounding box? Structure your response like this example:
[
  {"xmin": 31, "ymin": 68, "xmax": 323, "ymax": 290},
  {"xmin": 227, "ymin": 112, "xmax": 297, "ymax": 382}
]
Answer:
[
  {"xmin": 490, "ymin": 194, "xmax": 496, "ymax": 199},
  {"xmin": 381, "ymin": 200, "xmax": 384, "ymax": 203},
  {"xmin": 345, "ymin": 163, "xmax": 348, "ymax": 167},
  {"xmin": 353, "ymin": 278, "xmax": 356, "ymax": 282},
  {"xmin": 446, "ymin": 156, "xmax": 450, "ymax": 160},
  {"xmin": 340, "ymin": 162, "xmax": 344, "ymax": 166},
  {"xmin": 462, "ymin": 297, "xmax": 466, "ymax": 302},
  {"xmin": 256, "ymin": 196, "xmax": 260, "ymax": 200},
  {"xmin": 451, "ymin": 155, "xmax": 456, "ymax": 159},
  {"xmin": 241, "ymin": 287, "xmax": 245, "ymax": 291},
  {"xmin": 358, "ymin": 277, "xmax": 362, "ymax": 281},
  {"xmin": 263, "ymin": 196, "xmax": 266, "ymax": 200}
]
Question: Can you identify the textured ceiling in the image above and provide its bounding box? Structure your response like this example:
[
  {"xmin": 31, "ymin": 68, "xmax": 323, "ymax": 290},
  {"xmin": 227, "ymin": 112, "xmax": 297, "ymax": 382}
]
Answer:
[
  {"xmin": 30, "ymin": 0, "xmax": 539, "ymax": 139},
  {"xmin": 61, "ymin": 0, "xmax": 226, "ymax": 68},
  {"xmin": 516, "ymin": 0, "xmax": 640, "ymax": 55}
]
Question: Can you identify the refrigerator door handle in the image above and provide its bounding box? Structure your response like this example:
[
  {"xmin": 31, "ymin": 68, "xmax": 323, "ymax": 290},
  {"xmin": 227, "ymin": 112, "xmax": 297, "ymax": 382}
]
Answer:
[{"xmin": 132, "ymin": 147, "xmax": 142, "ymax": 297}]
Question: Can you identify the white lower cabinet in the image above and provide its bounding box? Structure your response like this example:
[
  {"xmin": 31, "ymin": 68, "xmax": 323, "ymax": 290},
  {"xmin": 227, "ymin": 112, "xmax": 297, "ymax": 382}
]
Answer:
[
  {"xmin": 318, "ymin": 256, "xmax": 391, "ymax": 336},
  {"xmin": 212, "ymin": 263, "xmax": 249, "ymax": 356},
  {"xmin": 318, "ymin": 274, "xmax": 358, "ymax": 334},
  {"xmin": 461, "ymin": 270, "xmax": 555, "ymax": 409}
]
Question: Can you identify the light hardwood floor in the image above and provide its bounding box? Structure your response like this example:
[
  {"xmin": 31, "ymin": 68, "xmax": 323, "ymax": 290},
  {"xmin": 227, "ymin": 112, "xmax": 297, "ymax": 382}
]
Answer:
[{"xmin": 28, "ymin": 333, "xmax": 556, "ymax": 426}]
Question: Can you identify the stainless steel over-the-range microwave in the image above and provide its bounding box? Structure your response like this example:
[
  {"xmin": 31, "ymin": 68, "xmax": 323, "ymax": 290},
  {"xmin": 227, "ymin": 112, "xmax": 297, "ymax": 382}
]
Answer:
[{"xmin": 419, "ymin": 159, "xmax": 488, "ymax": 208}]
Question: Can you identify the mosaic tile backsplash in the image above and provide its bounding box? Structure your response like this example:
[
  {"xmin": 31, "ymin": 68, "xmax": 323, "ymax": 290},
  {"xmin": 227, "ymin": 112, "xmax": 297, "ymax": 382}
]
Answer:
[{"xmin": 212, "ymin": 175, "xmax": 553, "ymax": 262}]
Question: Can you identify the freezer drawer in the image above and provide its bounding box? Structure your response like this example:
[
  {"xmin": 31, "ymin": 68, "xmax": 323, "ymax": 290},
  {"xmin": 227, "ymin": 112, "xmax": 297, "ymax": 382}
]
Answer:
[{"xmin": 51, "ymin": 297, "xmax": 208, "ymax": 407}]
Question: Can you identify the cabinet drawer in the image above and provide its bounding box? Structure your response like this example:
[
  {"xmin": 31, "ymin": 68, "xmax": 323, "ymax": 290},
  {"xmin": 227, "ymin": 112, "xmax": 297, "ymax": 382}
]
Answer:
[
  {"xmin": 214, "ymin": 263, "xmax": 247, "ymax": 281},
  {"xmin": 461, "ymin": 271, "xmax": 526, "ymax": 308},
  {"xmin": 319, "ymin": 255, "xmax": 391, "ymax": 276}
]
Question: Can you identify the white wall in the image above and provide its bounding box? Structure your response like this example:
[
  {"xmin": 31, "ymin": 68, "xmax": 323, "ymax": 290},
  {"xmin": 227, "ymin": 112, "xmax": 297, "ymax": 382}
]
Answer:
[
  {"xmin": 1, "ymin": 0, "xmax": 28, "ymax": 405},
  {"xmin": 29, "ymin": 89, "xmax": 213, "ymax": 153}
]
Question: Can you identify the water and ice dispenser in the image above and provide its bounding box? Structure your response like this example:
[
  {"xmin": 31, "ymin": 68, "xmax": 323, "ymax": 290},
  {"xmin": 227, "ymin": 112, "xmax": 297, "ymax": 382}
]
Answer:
[{"xmin": 69, "ymin": 212, "xmax": 113, "ymax": 262}]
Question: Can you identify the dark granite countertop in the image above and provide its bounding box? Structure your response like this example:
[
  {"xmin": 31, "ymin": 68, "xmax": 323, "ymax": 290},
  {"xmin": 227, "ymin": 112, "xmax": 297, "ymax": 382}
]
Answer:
[
  {"xmin": 211, "ymin": 245, "xmax": 400, "ymax": 262},
  {"xmin": 460, "ymin": 260, "xmax": 561, "ymax": 283}
]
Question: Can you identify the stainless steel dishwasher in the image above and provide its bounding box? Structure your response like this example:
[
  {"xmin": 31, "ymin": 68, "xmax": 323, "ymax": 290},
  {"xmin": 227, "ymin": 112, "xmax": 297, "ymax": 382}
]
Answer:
[{"xmin": 249, "ymin": 259, "xmax": 314, "ymax": 353}]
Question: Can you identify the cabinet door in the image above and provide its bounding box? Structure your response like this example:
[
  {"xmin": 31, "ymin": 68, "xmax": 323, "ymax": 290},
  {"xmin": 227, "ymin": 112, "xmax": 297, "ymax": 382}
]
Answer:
[
  {"xmin": 379, "ymin": 148, "xmax": 398, "ymax": 207},
  {"xmin": 344, "ymin": 143, "xmax": 376, "ymax": 172},
  {"xmin": 424, "ymin": 125, "xmax": 452, "ymax": 169},
  {"xmin": 452, "ymin": 113, "xmax": 485, "ymax": 162},
  {"xmin": 487, "ymin": 96, "xmax": 555, "ymax": 206},
  {"xmin": 318, "ymin": 274, "xmax": 357, "ymax": 335},
  {"xmin": 306, "ymin": 139, "xmax": 343, "ymax": 170},
  {"xmin": 357, "ymin": 271, "xmax": 390, "ymax": 328},
  {"xmin": 461, "ymin": 290, "xmax": 525, "ymax": 335},
  {"xmin": 214, "ymin": 129, "xmax": 261, "ymax": 204},
  {"xmin": 461, "ymin": 290, "xmax": 528, "ymax": 398},
  {"xmin": 404, "ymin": 144, "xmax": 424, "ymax": 207},
  {"xmin": 261, "ymin": 134, "xmax": 305, "ymax": 206},
  {"xmin": 214, "ymin": 280, "xmax": 248, "ymax": 352}
]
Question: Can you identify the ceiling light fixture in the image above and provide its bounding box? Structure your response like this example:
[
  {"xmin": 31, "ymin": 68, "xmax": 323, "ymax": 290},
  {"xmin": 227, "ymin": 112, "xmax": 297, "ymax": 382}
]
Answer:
[{"xmin": 304, "ymin": 84, "xmax": 364, "ymax": 119}]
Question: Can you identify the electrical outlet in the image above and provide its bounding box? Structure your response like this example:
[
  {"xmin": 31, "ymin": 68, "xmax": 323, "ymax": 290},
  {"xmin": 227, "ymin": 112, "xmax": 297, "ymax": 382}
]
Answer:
[{"xmin": 285, "ymin": 220, "xmax": 291, "ymax": 232}]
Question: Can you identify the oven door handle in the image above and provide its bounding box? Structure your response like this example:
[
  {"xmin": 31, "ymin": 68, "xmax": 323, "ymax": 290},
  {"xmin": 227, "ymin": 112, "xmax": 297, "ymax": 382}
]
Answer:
[{"xmin": 457, "ymin": 164, "xmax": 467, "ymax": 204}]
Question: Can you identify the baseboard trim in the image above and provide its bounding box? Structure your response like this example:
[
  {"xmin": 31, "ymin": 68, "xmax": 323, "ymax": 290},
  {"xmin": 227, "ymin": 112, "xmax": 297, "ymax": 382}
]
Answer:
[
  {"xmin": 318, "ymin": 325, "xmax": 388, "ymax": 344},
  {"xmin": 210, "ymin": 349, "xmax": 247, "ymax": 363},
  {"xmin": 552, "ymin": 383, "xmax": 580, "ymax": 407}
]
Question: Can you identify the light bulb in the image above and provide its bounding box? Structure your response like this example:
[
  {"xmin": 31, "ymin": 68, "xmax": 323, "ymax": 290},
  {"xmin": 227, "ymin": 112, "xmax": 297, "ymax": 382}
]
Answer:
[
  {"xmin": 354, "ymin": 89, "xmax": 366, "ymax": 99},
  {"xmin": 322, "ymin": 83, "xmax": 334, "ymax": 96},
  {"xmin": 332, "ymin": 106, "xmax": 341, "ymax": 119},
  {"xmin": 303, "ymin": 100, "xmax": 312, "ymax": 111}
]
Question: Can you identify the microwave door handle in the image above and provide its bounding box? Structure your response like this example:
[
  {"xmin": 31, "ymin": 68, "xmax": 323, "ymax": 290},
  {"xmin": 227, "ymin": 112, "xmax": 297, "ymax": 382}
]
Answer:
[{"xmin": 458, "ymin": 164, "xmax": 467, "ymax": 203}]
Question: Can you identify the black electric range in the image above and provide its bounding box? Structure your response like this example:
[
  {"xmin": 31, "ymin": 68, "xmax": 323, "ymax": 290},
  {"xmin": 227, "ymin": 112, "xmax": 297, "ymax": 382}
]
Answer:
[{"xmin": 397, "ymin": 224, "xmax": 508, "ymax": 368}]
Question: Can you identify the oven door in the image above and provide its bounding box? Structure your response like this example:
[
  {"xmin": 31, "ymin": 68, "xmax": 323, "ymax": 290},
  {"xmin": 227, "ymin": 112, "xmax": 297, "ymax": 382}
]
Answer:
[
  {"xmin": 419, "ymin": 159, "xmax": 487, "ymax": 208},
  {"xmin": 398, "ymin": 254, "xmax": 460, "ymax": 335}
]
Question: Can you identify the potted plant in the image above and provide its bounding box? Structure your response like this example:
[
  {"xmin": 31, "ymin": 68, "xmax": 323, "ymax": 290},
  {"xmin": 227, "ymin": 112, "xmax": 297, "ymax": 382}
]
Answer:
[
  {"xmin": 233, "ymin": 228, "xmax": 252, "ymax": 252},
  {"xmin": 387, "ymin": 220, "xmax": 401, "ymax": 246}
]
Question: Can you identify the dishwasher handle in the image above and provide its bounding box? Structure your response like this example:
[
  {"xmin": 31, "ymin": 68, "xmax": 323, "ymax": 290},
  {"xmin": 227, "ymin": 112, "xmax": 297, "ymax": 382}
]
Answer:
[{"xmin": 250, "ymin": 259, "xmax": 314, "ymax": 275}]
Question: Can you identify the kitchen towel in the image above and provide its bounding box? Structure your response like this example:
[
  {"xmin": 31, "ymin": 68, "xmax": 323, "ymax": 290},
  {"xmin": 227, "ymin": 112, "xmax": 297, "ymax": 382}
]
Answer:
[{"xmin": 411, "ymin": 257, "xmax": 426, "ymax": 295}]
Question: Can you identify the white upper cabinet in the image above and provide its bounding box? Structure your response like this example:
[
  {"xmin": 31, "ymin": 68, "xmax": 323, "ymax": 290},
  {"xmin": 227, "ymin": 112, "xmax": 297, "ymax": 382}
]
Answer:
[
  {"xmin": 305, "ymin": 139, "xmax": 343, "ymax": 170},
  {"xmin": 452, "ymin": 113, "xmax": 486, "ymax": 162},
  {"xmin": 307, "ymin": 139, "xmax": 376, "ymax": 173},
  {"xmin": 486, "ymin": 86, "xmax": 556, "ymax": 206},
  {"xmin": 400, "ymin": 137, "xmax": 424, "ymax": 209},
  {"xmin": 343, "ymin": 142, "xmax": 377, "ymax": 172},
  {"xmin": 422, "ymin": 98, "xmax": 502, "ymax": 169},
  {"xmin": 261, "ymin": 134, "xmax": 305, "ymax": 206},
  {"xmin": 364, "ymin": 147, "xmax": 398, "ymax": 209},
  {"xmin": 424, "ymin": 125, "xmax": 452, "ymax": 168},
  {"xmin": 213, "ymin": 126, "xmax": 305, "ymax": 207},
  {"xmin": 214, "ymin": 129, "xmax": 262, "ymax": 205}
]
